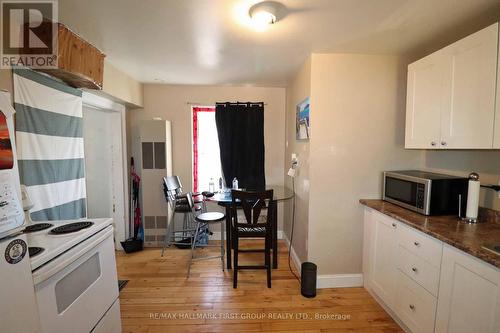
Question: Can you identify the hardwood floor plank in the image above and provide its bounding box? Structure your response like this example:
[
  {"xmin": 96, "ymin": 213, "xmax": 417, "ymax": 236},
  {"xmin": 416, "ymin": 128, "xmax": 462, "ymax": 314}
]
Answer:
[{"xmin": 116, "ymin": 240, "xmax": 402, "ymax": 333}]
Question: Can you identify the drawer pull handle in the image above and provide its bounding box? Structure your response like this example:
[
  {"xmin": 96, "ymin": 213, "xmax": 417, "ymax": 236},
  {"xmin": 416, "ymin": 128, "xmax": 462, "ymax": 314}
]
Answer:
[
  {"xmin": 409, "ymin": 304, "xmax": 415, "ymax": 310},
  {"xmin": 391, "ymin": 223, "xmax": 397, "ymax": 228},
  {"xmin": 414, "ymin": 241, "xmax": 420, "ymax": 246},
  {"xmin": 412, "ymin": 267, "xmax": 418, "ymax": 273}
]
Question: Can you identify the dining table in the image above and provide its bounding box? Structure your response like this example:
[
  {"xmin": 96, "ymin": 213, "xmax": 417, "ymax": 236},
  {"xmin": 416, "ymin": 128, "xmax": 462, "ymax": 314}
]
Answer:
[{"xmin": 207, "ymin": 185, "xmax": 294, "ymax": 269}]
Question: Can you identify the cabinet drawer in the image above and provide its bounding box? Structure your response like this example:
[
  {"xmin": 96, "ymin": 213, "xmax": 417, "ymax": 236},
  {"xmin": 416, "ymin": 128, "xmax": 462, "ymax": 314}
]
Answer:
[
  {"xmin": 398, "ymin": 223, "xmax": 443, "ymax": 267},
  {"xmin": 396, "ymin": 270, "xmax": 437, "ymax": 333},
  {"xmin": 398, "ymin": 246, "xmax": 441, "ymax": 296},
  {"xmin": 372, "ymin": 210, "xmax": 399, "ymax": 229}
]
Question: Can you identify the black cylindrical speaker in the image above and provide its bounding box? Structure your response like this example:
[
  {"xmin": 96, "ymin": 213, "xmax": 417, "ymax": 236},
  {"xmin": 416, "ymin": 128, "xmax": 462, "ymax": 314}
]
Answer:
[{"xmin": 301, "ymin": 262, "xmax": 317, "ymax": 298}]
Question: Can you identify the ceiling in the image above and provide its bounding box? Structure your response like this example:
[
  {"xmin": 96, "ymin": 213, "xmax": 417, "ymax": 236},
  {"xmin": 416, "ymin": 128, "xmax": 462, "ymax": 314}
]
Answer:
[{"xmin": 59, "ymin": 0, "xmax": 500, "ymax": 86}]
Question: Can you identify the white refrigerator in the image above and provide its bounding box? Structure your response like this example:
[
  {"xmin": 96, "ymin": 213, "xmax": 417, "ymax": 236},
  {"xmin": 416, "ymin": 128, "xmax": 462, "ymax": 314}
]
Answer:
[{"xmin": 0, "ymin": 91, "xmax": 41, "ymax": 333}]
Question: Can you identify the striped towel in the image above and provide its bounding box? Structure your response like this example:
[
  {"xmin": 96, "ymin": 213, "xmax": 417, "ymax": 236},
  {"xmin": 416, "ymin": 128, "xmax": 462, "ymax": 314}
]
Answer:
[{"xmin": 13, "ymin": 68, "xmax": 86, "ymax": 221}]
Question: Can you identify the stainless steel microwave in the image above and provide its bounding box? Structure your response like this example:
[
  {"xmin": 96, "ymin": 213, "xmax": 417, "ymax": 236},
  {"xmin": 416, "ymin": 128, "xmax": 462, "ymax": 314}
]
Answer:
[{"xmin": 383, "ymin": 170, "xmax": 468, "ymax": 216}]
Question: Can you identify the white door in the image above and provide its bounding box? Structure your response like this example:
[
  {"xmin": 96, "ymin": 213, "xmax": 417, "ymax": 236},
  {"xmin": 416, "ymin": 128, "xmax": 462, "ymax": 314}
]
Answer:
[
  {"xmin": 435, "ymin": 245, "xmax": 500, "ymax": 333},
  {"xmin": 370, "ymin": 212, "xmax": 399, "ymax": 307},
  {"xmin": 82, "ymin": 92, "xmax": 128, "ymax": 250},
  {"xmin": 440, "ymin": 23, "xmax": 498, "ymax": 149},
  {"xmin": 405, "ymin": 53, "xmax": 446, "ymax": 149},
  {"xmin": 83, "ymin": 107, "xmax": 113, "ymax": 218},
  {"xmin": 109, "ymin": 111, "xmax": 127, "ymax": 246}
]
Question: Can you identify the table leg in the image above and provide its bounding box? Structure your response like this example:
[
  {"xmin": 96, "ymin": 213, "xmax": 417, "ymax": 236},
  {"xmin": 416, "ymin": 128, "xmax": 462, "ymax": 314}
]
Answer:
[
  {"xmin": 225, "ymin": 206, "xmax": 232, "ymax": 269},
  {"xmin": 272, "ymin": 200, "xmax": 278, "ymax": 269}
]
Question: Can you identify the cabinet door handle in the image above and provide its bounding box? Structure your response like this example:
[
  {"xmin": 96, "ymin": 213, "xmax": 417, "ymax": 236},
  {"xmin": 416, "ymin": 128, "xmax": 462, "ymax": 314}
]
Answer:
[
  {"xmin": 412, "ymin": 267, "xmax": 418, "ymax": 273},
  {"xmin": 430, "ymin": 141, "xmax": 437, "ymax": 146},
  {"xmin": 414, "ymin": 241, "xmax": 420, "ymax": 246},
  {"xmin": 441, "ymin": 141, "xmax": 447, "ymax": 146},
  {"xmin": 409, "ymin": 304, "xmax": 415, "ymax": 310}
]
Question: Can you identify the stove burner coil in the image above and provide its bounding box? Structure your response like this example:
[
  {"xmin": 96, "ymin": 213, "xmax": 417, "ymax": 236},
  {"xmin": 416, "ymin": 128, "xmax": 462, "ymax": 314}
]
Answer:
[
  {"xmin": 23, "ymin": 223, "xmax": 53, "ymax": 233},
  {"xmin": 49, "ymin": 222, "xmax": 94, "ymax": 235},
  {"xmin": 28, "ymin": 247, "xmax": 44, "ymax": 257}
]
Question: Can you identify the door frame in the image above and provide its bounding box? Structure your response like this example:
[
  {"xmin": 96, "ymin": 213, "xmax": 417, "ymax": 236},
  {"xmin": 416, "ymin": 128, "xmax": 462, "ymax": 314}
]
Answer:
[{"xmin": 82, "ymin": 91, "xmax": 128, "ymax": 250}]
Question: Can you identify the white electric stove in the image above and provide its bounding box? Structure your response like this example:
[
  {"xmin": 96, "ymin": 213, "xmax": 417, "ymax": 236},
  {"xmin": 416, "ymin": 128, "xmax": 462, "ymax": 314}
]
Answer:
[
  {"xmin": 24, "ymin": 218, "xmax": 122, "ymax": 333},
  {"xmin": 25, "ymin": 218, "xmax": 113, "ymax": 271}
]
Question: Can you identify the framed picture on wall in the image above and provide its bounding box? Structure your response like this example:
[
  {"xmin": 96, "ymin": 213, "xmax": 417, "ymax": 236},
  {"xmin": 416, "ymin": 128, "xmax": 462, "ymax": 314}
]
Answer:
[
  {"xmin": 0, "ymin": 112, "xmax": 13, "ymax": 170},
  {"xmin": 296, "ymin": 97, "xmax": 310, "ymax": 140}
]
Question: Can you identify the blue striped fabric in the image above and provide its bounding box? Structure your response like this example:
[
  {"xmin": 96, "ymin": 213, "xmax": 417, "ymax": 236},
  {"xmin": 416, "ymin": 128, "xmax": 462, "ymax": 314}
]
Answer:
[{"xmin": 13, "ymin": 68, "xmax": 87, "ymax": 220}]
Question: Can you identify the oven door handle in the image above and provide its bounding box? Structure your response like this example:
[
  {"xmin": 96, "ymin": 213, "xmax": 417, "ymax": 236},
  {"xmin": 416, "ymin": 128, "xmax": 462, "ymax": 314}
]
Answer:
[{"xmin": 32, "ymin": 226, "xmax": 114, "ymax": 285}]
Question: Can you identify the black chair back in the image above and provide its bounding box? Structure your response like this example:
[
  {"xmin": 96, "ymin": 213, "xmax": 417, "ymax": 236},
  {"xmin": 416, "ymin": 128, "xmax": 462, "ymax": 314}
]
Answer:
[
  {"xmin": 163, "ymin": 176, "xmax": 187, "ymax": 205},
  {"xmin": 231, "ymin": 189, "xmax": 273, "ymax": 226},
  {"xmin": 164, "ymin": 176, "xmax": 181, "ymax": 192},
  {"xmin": 173, "ymin": 176, "xmax": 185, "ymax": 197},
  {"xmin": 185, "ymin": 192, "xmax": 194, "ymax": 209}
]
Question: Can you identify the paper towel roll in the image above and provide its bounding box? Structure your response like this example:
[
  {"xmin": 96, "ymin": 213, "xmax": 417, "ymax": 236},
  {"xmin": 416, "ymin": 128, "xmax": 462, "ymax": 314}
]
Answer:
[{"xmin": 466, "ymin": 178, "xmax": 480, "ymax": 220}]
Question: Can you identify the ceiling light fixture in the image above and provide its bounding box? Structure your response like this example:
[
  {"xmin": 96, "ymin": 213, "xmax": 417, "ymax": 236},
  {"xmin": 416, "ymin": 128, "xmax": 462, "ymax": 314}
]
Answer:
[{"xmin": 249, "ymin": 1, "xmax": 280, "ymax": 30}]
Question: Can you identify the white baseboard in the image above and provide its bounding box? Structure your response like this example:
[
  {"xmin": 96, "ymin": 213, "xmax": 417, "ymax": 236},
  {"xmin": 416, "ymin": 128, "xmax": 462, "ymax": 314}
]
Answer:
[
  {"xmin": 212, "ymin": 230, "xmax": 364, "ymax": 289},
  {"xmin": 316, "ymin": 274, "xmax": 364, "ymax": 288},
  {"xmin": 209, "ymin": 230, "xmax": 284, "ymax": 240},
  {"xmin": 282, "ymin": 233, "xmax": 363, "ymax": 288},
  {"xmin": 282, "ymin": 233, "xmax": 302, "ymax": 277}
]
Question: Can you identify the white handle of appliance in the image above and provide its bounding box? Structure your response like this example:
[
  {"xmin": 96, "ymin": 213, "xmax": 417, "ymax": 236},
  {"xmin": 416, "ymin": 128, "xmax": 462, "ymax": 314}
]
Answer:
[{"xmin": 33, "ymin": 226, "xmax": 114, "ymax": 285}]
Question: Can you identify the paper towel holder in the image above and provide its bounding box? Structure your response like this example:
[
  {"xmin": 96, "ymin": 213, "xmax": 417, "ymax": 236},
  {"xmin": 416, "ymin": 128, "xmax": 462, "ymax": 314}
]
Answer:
[
  {"xmin": 461, "ymin": 217, "xmax": 481, "ymax": 224},
  {"xmin": 461, "ymin": 183, "xmax": 500, "ymax": 224},
  {"xmin": 480, "ymin": 184, "xmax": 500, "ymax": 192},
  {"xmin": 458, "ymin": 194, "xmax": 481, "ymax": 223},
  {"xmin": 460, "ymin": 172, "xmax": 483, "ymax": 224}
]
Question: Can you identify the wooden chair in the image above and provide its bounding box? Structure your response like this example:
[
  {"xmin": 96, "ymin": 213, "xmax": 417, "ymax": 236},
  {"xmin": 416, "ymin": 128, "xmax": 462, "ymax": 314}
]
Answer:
[{"xmin": 231, "ymin": 189, "xmax": 274, "ymax": 288}]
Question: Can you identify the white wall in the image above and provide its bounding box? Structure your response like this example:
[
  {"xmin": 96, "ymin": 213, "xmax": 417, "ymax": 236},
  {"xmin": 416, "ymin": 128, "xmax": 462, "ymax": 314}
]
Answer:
[
  {"xmin": 422, "ymin": 150, "xmax": 500, "ymax": 210},
  {"xmin": 102, "ymin": 61, "xmax": 144, "ymax": 108},
  {"xmin": 127, "ymin": 84, "xmax": 287, "ymax": 231},
  {"xmin": 306, "ymin": 54, "xmax": 423, "ymax": 275},
  {"xmin": 284, "ymin": 57, "xmax": 311, "ymax": 263}
]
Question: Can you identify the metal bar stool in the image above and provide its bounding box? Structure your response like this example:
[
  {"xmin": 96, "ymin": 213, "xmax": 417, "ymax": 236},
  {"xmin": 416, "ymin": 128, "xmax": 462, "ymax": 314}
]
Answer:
[
  {"xmin": 174, "ymin": 176, "xmax": 207, "ymax": 213},
  {"xmin": 187, "ymin": 211, "xmax": 226, "ymax": 277},
  {"xmin": 161, "ymin": 177, "xmax": 202, "ymax": 256}
]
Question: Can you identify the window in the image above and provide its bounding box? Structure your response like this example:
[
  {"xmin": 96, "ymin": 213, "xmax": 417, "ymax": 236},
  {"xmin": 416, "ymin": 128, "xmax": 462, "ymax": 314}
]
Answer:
[{"xmin": 192, "ymin": 106, "xmax": 222, "ymax": 193}]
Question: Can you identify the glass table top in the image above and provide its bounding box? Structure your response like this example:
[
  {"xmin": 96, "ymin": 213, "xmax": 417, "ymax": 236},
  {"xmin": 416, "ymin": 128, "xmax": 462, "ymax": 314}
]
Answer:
[{"xmin": 208, "ymin": 185, "xmax": 294, "ymax": 203}]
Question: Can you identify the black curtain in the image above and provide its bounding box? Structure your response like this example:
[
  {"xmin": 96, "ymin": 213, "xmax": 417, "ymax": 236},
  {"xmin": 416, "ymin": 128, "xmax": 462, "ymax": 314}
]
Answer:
[{"xmin": 215, "ymin": 102, "xmax": 265, "ymax": 191}]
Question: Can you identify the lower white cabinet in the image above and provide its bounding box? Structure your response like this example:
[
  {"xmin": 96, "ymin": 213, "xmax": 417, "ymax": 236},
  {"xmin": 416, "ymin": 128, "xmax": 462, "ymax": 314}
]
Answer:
[
  {"xmin": 395, "ymin": 270, "xmax": 437, "ymax": 333},
  {"xmin": 369, "ymin": 210, "xmax": 399, "ymax": 308},
  {"xmin": 435, "ymin": 245, "xmax": 500, "ymax": 333},
  {"xmin": 363, "ymin": 207, "xmax": 500, "ymax": 333},
  {"xmin": 397, "ymin": 245, "xmax": 441, "ymax": 297}
]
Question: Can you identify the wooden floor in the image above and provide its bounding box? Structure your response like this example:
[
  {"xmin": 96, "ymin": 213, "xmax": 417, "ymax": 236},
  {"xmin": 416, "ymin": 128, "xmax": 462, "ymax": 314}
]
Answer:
[{"xmin": 116, "ymin": 240, "xmax": 402, "ymax": 333}]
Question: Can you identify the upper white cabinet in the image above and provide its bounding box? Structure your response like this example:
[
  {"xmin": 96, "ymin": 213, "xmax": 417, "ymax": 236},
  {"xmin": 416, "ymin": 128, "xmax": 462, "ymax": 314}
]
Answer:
[
  {"xmin": 440, "ymin": 24, "xmax": 498, "ymax": 148},
  {"xmin": 406, "ymin": 23, "xmax": 499, "ymax": 149},
  {"xmin": 495, "ymin": 41, "xmax": 500, "ymax": 149},
  {"xmin": 435, "ymin": 245, "xmax": 500, "ymax": 333},
  {"xmin": 405, "ymin": 53, "xmax": 447, "ymax": 148}
]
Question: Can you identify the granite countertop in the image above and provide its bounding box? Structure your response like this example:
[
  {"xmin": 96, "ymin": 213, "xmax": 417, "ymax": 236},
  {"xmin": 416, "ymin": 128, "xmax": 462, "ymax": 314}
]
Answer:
[{"xmin": 360, "ymin": 199, "xmax": 500, "ymax": 269}]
